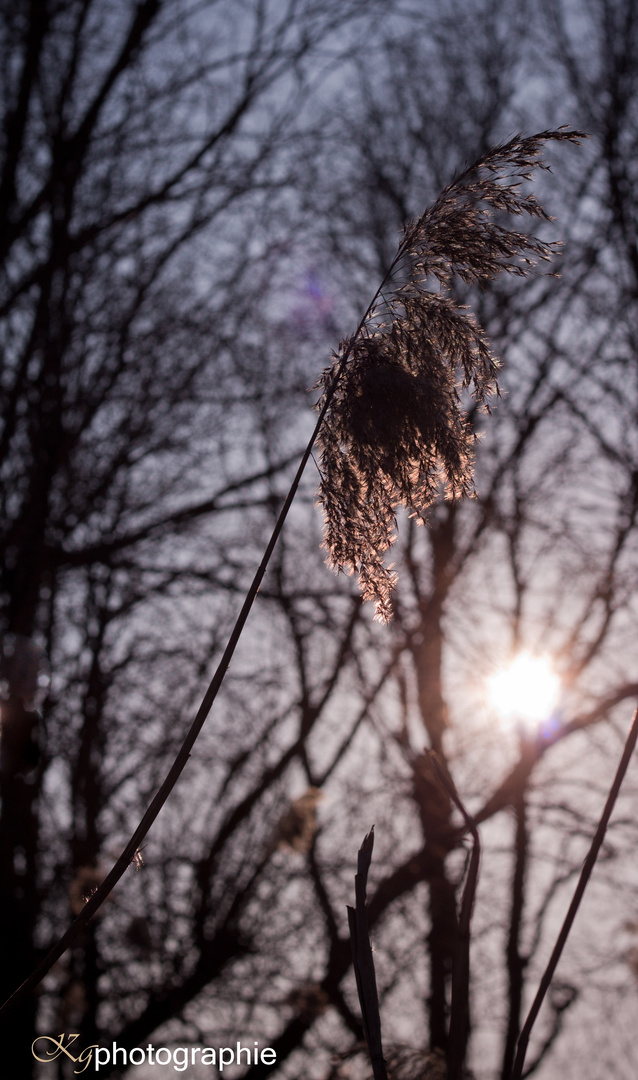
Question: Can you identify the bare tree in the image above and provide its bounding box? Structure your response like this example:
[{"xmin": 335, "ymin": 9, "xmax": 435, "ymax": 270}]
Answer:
[
  {"xmin": 3, "ymin": 2, "xmax": 638, "ymax": 1079},
  {"xmin": 0, "ymin": 0, "xmax": 390, "ymax": 1073},
  {"xmin": 221, "ymin": 5, "xmax": 638, "ymax": 1078}
]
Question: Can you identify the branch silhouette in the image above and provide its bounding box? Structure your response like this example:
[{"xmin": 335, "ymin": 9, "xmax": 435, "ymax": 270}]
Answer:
[{"xmin": 0, "ymin": 129, "xmax": 585, "ymax": 1025}]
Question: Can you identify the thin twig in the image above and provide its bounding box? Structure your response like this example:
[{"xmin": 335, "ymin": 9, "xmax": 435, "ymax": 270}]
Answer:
[
  {"xmin": 500, "ymin": 786, "xmax": 528, "ymax": 1080},
  {"xmin": 509, "ymin": 705, "xmax": 638, "ymax": 1080},
  {"xmin": 428, "ymin": 752, "xmax": 481, "ymax": 1080},
  {"xmin": 347, "ymin": 828, "xmax": 389, "ymax": 1080}
]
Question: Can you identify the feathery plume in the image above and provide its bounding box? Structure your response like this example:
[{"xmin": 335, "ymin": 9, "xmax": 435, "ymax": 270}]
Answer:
[{"xmin": 315, "ymin": 129, "xmax": 585, "ymax": 621}]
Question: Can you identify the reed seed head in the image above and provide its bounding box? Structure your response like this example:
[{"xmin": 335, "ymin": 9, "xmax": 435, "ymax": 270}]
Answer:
[{"xmin": 315, "ymin": 130, "xmax": 586, "ymax": 620}]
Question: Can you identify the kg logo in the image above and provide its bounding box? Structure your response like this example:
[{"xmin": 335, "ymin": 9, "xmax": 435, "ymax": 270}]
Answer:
[{"xmin": 32, "ymin": 1034, "xmax": 98, "ymax": 1074}]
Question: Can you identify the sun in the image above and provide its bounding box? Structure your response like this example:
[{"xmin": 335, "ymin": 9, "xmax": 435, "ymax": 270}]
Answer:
[{"xmin": 487, "ymin": 652, "xmax": 560, "ymax": 731}]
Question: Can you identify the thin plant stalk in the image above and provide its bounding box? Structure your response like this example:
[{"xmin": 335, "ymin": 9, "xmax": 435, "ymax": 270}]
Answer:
[
  {"xmin": 347, "ymin": 828, "xmax": 389, "ymax": 1080},
  {"xmin": 0, "ymin": 258, "xmax": 402, "ymax": 1024},
  {"xmin": 509, "ymin": 706, "xmax": 638, "ymax": 1080}
]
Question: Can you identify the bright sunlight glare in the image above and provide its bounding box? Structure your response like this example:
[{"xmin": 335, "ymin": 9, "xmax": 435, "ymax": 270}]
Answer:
[{"xmin": 487, "ymin": 652, "xmax": 560, "ymax": 730}]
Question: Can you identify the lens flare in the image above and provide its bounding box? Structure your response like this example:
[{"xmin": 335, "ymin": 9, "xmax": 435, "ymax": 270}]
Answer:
[{"xmin": 487, "ymin": 652, "xmax": 560, "ymax": 730}]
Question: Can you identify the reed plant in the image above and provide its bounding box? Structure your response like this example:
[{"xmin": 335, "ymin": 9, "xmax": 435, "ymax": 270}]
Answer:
[{"xmin": 9, "ymin": 131, "xmax": 625, "ymax": 1080}]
